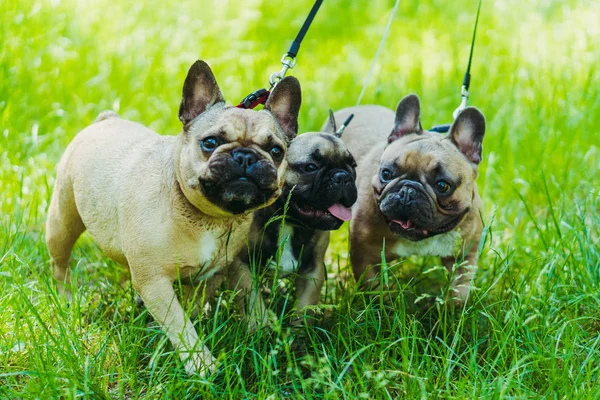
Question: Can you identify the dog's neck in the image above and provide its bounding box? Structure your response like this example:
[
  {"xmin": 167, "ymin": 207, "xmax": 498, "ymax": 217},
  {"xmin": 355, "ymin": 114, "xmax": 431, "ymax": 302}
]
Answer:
[{"xmin": 171, "ymin": 134, "xmax": 207, "ymax": 215}]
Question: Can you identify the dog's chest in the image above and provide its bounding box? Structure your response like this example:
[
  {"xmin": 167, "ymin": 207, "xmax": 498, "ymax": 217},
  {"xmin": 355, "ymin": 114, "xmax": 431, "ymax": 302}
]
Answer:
[
  {"xmin": 391, "ymin": 231, "xmax": 461, "ymax": 257},
  {"xmin": 176, "ymin": 229, "xmax": 233, "ymax": 283},
  {"xmin": 197, "ymin": 231, "xmax": 219, "ymax": 266}
]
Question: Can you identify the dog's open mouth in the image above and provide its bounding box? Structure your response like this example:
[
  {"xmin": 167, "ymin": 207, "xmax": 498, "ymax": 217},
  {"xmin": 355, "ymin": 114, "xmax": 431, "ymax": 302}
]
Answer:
[
  {"xmin": 390, "ymin": 218, "xmax": 429, "ymax": 236},
  {"xmin": 291, "ymin": 201, "xmax": 352, "ymax": 222},
  {"xmin": 388, "ymin": 212, "xmax": 465, "ymax": 240}
]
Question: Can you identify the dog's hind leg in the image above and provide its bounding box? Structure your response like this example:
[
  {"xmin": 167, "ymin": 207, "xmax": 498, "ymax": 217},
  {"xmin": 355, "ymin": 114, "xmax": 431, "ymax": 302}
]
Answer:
[{"xmin": 46, "ymin": 174, "xmax": 85, "ymax": 299}]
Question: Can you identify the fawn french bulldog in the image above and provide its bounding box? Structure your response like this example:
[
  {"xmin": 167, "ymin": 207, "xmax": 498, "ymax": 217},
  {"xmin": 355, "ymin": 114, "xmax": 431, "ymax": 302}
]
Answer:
[
  {"xmin": 45, "ymin": 60, "xmax": 301, "ymax": 376},
  {"xmin": 333, "ymin": 94, "xmax": 485, "ymax": 302}
]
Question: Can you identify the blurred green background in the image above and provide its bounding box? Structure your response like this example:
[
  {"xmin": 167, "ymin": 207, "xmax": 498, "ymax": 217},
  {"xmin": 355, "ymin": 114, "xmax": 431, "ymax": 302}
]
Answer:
[
  {"xmin": 2, "ymin": 0, "xmax": 599, "ymax": 226},
  {"xmin": 1, "ymin": 0, "xmax": 599, "ymax": 397}
]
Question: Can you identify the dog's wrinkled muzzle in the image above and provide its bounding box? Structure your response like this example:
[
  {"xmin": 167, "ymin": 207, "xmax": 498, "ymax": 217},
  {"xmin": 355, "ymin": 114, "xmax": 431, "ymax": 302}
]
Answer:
[
  {"xmin": 207, "ymin": 150, "xmax": 279, "ymax": 190},
  {"xmin": 283, "ymin": 167, "xmax": 358, "ymax": 230},
  {"xmin": 200, "ymin": 150, "xmax": 280, "ymax": 214},
  {"xmin": 378, "ymin": 180, "xmax": 467, "ymax": 241},
  {"xmin": 378, "ymin": 180, "xmax": 436, "ymax": 240}
]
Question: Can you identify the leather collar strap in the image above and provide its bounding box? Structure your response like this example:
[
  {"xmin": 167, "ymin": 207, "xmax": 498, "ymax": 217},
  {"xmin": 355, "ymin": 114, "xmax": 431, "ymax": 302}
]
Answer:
[{"xmin": 235, "ymin": 88, "xmax": 270, "ymax": 109}]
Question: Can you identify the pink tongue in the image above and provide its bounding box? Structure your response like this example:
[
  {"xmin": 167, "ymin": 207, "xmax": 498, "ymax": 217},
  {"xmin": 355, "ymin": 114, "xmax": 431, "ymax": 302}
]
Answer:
[
  {"xmin": 327, "ymin": 203, "xmax": 352, "ymax": 221},
  {"xmin": 392, "ymin": 219, "xmax": 412, "ymax": 229}
]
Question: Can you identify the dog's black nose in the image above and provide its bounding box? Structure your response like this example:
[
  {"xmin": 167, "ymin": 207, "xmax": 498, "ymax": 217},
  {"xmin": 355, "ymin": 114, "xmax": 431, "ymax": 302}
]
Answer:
[
  {"xmin": 398, "ymin": 185, "xmax": 417, "ymax": 203},
  {"xmin": 232, "ymin": 148, "xmax": 258, "ymax": 169},
  {"xmin": 332, "ymin": 170, "xmax": 352, "ymax": 185}
]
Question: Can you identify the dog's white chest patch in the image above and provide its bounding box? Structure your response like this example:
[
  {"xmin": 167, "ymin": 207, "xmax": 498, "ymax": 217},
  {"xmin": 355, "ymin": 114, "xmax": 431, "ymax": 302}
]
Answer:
[
  {"xmin": 268, "ymin": 225, "xmax": 298, "ymax": 275},
  {"xmin": 392, "ymin": 231, "xmax": 461, "ymax": 257},
  {"xmin": 198, "ymin": 232, "xmax": 218, "ymax": 266}
]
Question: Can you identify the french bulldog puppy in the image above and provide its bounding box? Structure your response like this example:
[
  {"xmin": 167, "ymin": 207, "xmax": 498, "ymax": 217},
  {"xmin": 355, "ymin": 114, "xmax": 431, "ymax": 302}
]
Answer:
[
  {"xmin": 227, "ymin": 111, "xmax": 358, "ymax": 329},
  {"xmin": 333, "ymin": 94, "xmax": 485, "ymax": 302},
  {"xmin": 45, "ymin": 60, "xmax": 301, "ymax": 376}
]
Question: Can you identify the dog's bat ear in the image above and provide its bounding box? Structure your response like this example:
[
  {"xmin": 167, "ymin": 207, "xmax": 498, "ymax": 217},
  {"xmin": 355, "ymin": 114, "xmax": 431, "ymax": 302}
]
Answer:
[
  {"xmin": 447, "ymin": 107, "xmax": 486, "ymax": 164},
  {"xmin": 388, "ymin": 93, "xmax": 423, "ymax": 143},
  {"xmin": 323, "ymin": 109, "xmax": 337, "ymax": 134},
  {"xmin": 265, "ymin": 76, "xmax": 302, "ymax": 142},
  {"xmin": 179, "ymin": 60, "xmax": 225, "ymax": 126}
]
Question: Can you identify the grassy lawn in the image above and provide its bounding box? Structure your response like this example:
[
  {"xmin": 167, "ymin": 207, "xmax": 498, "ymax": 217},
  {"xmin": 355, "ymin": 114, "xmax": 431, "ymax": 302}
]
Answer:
[{"xmin": 1, "ymin": 0, "xmax": 599, "ymax": 398}]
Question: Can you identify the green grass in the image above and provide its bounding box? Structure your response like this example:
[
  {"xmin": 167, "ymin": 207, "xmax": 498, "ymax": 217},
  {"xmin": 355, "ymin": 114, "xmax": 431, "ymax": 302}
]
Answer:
[{"xmin": 1, "ymin": 0, "xmax": 600, "ymax": 397}]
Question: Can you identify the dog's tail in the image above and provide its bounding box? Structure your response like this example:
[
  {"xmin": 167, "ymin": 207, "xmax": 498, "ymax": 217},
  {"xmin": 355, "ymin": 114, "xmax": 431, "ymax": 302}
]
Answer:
[{"xmin": 94, "ymin": 110, "xmax": 120, "ymax": 123}]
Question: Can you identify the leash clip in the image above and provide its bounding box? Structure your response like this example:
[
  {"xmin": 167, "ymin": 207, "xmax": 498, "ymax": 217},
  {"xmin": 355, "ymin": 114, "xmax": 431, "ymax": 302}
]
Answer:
[
  {"xmin": 430, "ymin": 85, "xmax": 468, "ymax": 133},
  {"xmin": 335, "ymin": 114, "xmax": 355, "ymax": 137},
  {"xmin": 452, "ymin": 85, "xmax": 469, "ymax": 119},
  {"xmin": 269, "ymin": 53, "xmax": 297, "ymax": 86}
]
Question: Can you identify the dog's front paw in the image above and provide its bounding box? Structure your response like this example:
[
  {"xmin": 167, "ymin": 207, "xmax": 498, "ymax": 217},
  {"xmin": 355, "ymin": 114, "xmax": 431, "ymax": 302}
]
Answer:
[
  {"xmin": 182, "ymin": 349, "xmax": 218, "ymax": 378},
  {"xmin": 246, "ymin": 310, "xmax": 272, "ymax": 333},
  {"xmin": 54, "ymin": 281, "xmax": 73, "ymax": 304},
  {"xmin": 448, "ymin": 283, "xmax": 473, "ymax": 306},
  {"xmin": 290, "ymin": 316, "xmax": 306, "ymax": 328},
  {"xmin": 290, "ymin": 304, "xmax": 325, "ymax": 327}
]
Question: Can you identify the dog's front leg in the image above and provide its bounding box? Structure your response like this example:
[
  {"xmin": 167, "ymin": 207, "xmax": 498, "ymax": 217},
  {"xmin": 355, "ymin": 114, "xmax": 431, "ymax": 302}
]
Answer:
[
  {"xmin": 134, "ymin": 274, "xmax": 216, "ymax": 376},
  {"xmin": 350, "ymin": 240, "xmax": 385, "ymax": 289},
  {"xmin": 442, "ymin": 250, "xmax": 478, "ymax": 304},
  {"xmin": 228, "ymin": 260, "xmax": 269, "ymax": 332},
  {"xmin": 293, "ymin": 261, "xmax": 325, "ymax": 325}
]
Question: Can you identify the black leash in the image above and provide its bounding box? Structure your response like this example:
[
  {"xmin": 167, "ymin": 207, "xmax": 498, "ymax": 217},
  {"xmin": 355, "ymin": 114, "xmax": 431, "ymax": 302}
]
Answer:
[
  {"xmin": 430, "ymin": 0, "xmax": 483, "ymax": 133},
  {"xmin": 267, "ymin": 0, "xmax": 323, "ymax": 87},
  {"xmin": 237, "ymin": 0, "xmax": 324, "ymax": 109},
  {"xmin": 287, "ymin": 0, "xmax": 323, "ymax": 59}
]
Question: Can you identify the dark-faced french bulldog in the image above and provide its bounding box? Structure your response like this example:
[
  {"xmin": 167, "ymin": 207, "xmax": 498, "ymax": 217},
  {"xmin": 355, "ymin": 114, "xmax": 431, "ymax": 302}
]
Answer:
[
  {"xmin": 45, "ymin": 60, "xmax": 301, "ymax": 376},
  {"xmin": 332, "ymin": 94, "xmax": 485, "ymax": 302},
  {"xmin": 227, "ymin": 111, "xmax": 358, "ymax": 329}
]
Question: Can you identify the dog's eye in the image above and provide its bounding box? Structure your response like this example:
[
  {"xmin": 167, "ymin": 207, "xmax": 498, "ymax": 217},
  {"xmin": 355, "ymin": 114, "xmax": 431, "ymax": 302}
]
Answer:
[
  {"xmin": 435, "ymin": 180, "xmax": 451, "ymax": 194},
  {"xmin": 304, "ymin": 163, "xmax": 318, "ymax": 173},
  {"xmin": 270, "ymin": 145, "xmax": 284, "ymax": 161},
  {"xmin": 200, "ymin": 137, "xmax": 219, "ymax": 152},
  {"xmin": 380, "ymin": 168, "xmax": 393, "ymax": 182}
]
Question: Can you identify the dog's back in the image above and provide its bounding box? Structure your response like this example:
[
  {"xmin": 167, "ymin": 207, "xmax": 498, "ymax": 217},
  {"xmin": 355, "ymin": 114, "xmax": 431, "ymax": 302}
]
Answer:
[
  {"xmin": 48, "ymin": 115, "xmax": 173, "ymax": 264},
  {"xmin": 329, "ymin": 105, "xmax": 394, "ymax": 166}
]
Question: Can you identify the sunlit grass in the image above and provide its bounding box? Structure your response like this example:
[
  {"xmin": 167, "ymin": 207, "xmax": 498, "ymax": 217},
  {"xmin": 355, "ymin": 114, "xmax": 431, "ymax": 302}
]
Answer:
[{"xmin": 1, "ymin": 0, "xmax": 599, "ymax": 398}]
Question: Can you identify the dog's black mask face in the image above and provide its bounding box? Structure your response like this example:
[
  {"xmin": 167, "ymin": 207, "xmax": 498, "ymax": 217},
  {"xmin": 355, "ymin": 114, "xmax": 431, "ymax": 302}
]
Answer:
[
  {"xmin": 377, "ymin": 178, "xmax": 468, "ymax": 241},
  {"xmin": 371, "ymin": 94, "xmax": 486, "ymax": 241},
  {"xmin": 201, "ymin": 148, "xmax": 280, "ymax": 215},
  {"xmin": 281, "ymin": 132, "xmax": 358, "ymax": 231}
]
